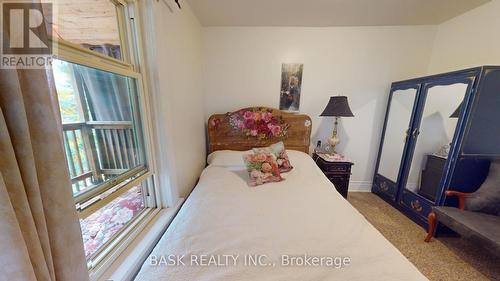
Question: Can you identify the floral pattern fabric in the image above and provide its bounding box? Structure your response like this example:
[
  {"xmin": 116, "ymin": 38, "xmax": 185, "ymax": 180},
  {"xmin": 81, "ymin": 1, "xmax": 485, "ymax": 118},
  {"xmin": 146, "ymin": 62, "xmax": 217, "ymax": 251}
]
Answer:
[
  {"xmin": 253, "ymin": 141, "xmax": 293, "ymax": 173},
  {"xmin": 79, "ymin": 185, "xmax": 145, "ymax": 258},
  {"xmin": 229, "ymin": 108, "xmax": 290, "ymax": 140},
  {"xmin": 243, "ymin": 152, "xmax": 283, "ymax": 186}
]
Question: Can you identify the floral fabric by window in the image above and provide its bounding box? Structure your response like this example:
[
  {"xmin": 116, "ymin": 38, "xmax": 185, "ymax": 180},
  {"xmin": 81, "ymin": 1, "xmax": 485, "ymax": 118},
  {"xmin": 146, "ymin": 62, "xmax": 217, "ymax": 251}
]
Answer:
[
  {"xmin": 79, "ymin": 185, "xmax": 145, "ymax": 258},
  {"xmin": 243, "ymin": 152, "xmax": 283, "ymax": 186},
  {"xmin": 253, "ymin": 141, "xmax": 293, "ymax": 173}
]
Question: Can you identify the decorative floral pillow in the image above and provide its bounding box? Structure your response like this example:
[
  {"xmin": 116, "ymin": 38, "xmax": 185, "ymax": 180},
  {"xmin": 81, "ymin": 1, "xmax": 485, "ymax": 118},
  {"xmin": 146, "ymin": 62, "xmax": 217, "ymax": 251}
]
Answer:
[
  {"xmin": 253, "ymin": 141, "xmax": 293, "ymax": 173},
  {"xmin": 243, "ymin": 152, "xmax": 283, "ymax": 186}
]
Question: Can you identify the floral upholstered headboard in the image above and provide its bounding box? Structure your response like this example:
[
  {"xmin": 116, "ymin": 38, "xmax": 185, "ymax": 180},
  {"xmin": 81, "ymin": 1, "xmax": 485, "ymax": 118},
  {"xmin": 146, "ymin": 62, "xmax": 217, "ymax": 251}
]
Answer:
[{"xmin": 208, "ymin": 107, "xmax": 312, "ymax": 153}]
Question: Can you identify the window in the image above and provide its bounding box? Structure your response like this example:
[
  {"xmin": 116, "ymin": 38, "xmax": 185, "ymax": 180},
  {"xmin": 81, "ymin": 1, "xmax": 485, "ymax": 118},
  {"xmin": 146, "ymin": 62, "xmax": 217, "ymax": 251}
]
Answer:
[
  {"xmin": 53, "ymin": 60, "xmax": 146, "ymax": 197},
  {"xmin": 50, "ymin": 0, "xmax": 158, "ymax": 271}
]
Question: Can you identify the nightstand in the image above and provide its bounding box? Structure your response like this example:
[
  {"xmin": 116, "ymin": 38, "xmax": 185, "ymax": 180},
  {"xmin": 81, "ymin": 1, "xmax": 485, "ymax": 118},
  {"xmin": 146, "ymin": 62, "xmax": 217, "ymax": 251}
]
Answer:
[{"xmin": 312, "ymin": 152, "xmax": 353, "ymax": 199}]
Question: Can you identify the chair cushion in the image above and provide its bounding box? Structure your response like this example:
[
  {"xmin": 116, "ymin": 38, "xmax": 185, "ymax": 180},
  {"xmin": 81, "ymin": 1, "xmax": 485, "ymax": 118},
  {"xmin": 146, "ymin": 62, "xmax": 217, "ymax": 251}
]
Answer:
[
  {"xmin": 434, "ymin": 207, "xmax": 500, "ymax": 256},
  {"xmin": 465, "ymin": 161, "xmax": 500, "ymax": 216}
]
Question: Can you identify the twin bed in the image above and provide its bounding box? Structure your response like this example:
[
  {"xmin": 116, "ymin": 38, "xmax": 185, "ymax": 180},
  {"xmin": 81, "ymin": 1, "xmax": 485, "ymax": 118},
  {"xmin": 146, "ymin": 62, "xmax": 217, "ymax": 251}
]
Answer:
[{"xmin": 135, "ymin": 107, "xmax": 427, "ymax": 281}]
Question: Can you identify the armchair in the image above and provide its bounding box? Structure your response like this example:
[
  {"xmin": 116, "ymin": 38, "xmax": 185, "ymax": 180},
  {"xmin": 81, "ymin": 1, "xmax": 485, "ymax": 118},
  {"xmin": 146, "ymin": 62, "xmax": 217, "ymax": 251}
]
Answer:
[
  {"xmin": 424, "ymin": 190, "xmax": 472, "ymax": 242},
  {"xmin": 424, "ymin": 161, "xmax": 500, "ymax": 258}
]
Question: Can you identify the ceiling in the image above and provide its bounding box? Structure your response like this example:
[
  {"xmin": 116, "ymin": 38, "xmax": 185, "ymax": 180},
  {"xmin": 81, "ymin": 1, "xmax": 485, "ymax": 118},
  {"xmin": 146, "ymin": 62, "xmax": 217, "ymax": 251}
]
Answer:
[
  {"xmin": 49, "ymin": 0, "xmax": 120, "ymax": 45},
  {"xmin": 185, "ymin": 0, "xmax": 490, "ymax": 27}
]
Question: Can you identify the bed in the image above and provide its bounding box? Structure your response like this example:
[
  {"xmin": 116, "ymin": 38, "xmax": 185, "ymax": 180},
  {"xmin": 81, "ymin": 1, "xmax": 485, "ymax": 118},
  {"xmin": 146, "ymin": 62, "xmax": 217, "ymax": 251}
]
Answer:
[{"xmin": 135, "ymin": 107, "xmax": 427, "ymax": 281}]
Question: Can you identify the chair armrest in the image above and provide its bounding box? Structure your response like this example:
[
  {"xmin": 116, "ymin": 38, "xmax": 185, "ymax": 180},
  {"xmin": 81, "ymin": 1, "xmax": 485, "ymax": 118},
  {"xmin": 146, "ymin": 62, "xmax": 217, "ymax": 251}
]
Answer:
[{"xmin": 445, "ymin": 190, "xmax": 473, "ymax": 210}]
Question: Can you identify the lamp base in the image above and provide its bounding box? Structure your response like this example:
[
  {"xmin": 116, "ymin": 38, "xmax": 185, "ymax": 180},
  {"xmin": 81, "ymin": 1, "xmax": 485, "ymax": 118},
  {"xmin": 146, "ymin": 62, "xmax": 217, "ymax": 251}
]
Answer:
[
  {"xmin": 327, "ymin": 117, "xmax": 340, "ymax": 154},
  {"xmin": 327, "ymin": 136, "xmax": 340, "ymax": 154}
]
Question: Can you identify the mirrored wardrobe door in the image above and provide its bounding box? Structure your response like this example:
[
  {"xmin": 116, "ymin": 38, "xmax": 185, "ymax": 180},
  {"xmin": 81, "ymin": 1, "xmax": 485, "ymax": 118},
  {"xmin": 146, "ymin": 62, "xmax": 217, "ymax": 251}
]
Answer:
[
  {"xmin": 403, "ymin": 82, "xmax": 470, "ymax": 202},
  {"xmin": 377, "ymin": 88, "xmax": 418, "ymax": 183}
]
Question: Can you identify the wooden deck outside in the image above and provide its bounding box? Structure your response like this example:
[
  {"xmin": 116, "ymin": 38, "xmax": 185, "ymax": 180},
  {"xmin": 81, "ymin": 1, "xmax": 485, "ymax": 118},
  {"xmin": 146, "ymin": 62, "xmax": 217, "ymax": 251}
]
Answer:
[{"xmin": 62, "ymin": 120, "xmax": 140, "ymax": 197}]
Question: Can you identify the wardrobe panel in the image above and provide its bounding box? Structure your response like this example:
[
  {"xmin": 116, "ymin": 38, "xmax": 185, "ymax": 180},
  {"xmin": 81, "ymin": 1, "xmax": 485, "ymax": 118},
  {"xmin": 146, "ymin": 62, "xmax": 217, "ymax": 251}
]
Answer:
[
  {"xmin": 463, "ymin": 68, "xmax": 500, "ymax": 156},
  {"xmin": 377, "ymin": 88, "xmax": 418, "ymax": 182},
  {"xmin": 371, "ymin": 66, "xmax": 494, "ymax": 230},
  {"xmin": 403, "ymin": 83, "xmax": 469, "ymax": 203}
]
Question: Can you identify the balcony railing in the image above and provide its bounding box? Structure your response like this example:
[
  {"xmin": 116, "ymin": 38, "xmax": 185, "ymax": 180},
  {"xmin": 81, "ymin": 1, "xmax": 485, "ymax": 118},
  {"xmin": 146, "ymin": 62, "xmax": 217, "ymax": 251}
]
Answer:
[{"xmin": 62, "ymin": 121, "xmax": 140, "ymax": 198}]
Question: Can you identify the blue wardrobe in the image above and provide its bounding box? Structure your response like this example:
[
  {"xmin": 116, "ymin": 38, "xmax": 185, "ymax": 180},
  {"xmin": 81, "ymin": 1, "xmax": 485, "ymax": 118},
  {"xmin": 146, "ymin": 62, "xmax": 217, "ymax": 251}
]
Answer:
[{"xmin": 372, "ymin": 66, "xmax": 500, "ymax": 228}]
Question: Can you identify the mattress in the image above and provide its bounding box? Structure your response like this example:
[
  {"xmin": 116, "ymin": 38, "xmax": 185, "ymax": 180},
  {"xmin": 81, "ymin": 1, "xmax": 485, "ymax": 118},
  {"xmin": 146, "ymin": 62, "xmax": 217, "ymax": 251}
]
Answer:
[{"xmin": 135, "ymin": 150, "xmax": 427, "ymax": 280}]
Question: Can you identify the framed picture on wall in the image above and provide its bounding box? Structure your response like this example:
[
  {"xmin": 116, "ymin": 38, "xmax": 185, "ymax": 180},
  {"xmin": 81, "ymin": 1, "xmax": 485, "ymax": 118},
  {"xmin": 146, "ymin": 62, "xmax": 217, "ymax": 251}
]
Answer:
[{"xmin": 279, "ymin": 63, "xmax": 303, "ymax": 112}]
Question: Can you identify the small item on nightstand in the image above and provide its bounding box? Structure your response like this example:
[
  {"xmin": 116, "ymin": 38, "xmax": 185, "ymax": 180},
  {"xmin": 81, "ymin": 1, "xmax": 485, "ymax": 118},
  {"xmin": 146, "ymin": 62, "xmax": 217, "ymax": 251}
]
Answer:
[
  {"xmin": 315, "ymin": 140, "xmax": 322, "ymax": 153},
  {"xmin": 434, "ymin": 143, "xmax": 450, "ymax": 159},
  {"xmin": 323, "ymin": 143, "xmax": 335, "ymax": 154},
  {"xmin": 316, "ymin": 152, "xmax": 351, "ymax": 163}
]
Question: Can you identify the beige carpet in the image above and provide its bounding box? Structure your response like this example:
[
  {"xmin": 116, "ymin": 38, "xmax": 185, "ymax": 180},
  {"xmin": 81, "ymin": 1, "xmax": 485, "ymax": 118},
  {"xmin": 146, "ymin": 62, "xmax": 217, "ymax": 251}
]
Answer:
[{"xmin": 348, "ymin": 192, "xmax": 500, "ymax": 281}]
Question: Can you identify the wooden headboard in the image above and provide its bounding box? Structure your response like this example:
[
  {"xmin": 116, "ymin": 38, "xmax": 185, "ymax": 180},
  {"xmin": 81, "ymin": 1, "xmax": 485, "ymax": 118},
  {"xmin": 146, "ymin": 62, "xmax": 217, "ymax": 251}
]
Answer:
[{"xmin": 208, "ymin": 107, "xmax": 312, "ymax": 153}]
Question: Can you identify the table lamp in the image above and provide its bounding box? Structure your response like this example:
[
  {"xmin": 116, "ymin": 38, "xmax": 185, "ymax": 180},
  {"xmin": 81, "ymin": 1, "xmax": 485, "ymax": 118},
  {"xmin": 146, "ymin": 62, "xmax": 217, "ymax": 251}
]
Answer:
[
  {"xmin": 320, "ymin": 96, "xmax": 354, "ymax": 154},
  {"xmin": 450, "ymin": 102, "xmax": 462, "ymax": 118}
]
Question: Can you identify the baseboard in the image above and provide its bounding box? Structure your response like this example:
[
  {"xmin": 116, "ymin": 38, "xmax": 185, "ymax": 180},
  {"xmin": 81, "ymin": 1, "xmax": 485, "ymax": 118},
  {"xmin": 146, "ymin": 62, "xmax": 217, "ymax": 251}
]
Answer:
[{"xmin": 349, "ymin": 181, "xmax": 372, "ymax": 192}]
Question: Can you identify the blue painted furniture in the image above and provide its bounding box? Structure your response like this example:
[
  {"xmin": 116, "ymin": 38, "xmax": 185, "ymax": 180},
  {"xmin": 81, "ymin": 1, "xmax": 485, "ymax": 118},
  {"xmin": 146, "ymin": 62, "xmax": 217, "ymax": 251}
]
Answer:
[{"xmin": 372, "ymin": 66, "xmax": 500, "ymax": 229}]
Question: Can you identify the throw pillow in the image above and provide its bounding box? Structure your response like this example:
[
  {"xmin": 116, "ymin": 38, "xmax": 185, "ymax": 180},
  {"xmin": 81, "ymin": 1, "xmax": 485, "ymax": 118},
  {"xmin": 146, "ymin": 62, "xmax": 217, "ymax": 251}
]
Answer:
[
  {"xmin": 465, "ymin": 161, "xmax": 500, "ymax": 216},
  {"xmin": 253, "ymin": 141, "xmax": 293, "ymax": 173},
  {"xmin": 243, "ymin": 152, "xmax": 283, "ymax": 186}
]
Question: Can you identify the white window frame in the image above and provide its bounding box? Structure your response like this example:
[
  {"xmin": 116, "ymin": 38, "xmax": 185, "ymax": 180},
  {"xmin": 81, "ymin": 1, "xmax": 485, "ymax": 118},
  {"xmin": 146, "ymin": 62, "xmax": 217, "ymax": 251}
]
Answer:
[{"xmin": 50, "ymin": 0, "xmax": 162, "ymax": 278}]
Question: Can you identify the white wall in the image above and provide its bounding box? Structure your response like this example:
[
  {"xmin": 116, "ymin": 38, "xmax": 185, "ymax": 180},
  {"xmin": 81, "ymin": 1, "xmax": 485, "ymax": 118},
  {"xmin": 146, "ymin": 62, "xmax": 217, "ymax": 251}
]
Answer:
[
  {"xmin": 428, "ymin": 0, "xmax": 500, "ymax": 73},
  {"xmin": 202, "ymin": 26, "xmax": 436, "ymax": 188},
  {"xmin": 143, "ymin": 0, "xmax": 206, "ymax": 200},
  {"xmin": 143, "ymin": 0, "xmax": 499, "ymax": 196}
]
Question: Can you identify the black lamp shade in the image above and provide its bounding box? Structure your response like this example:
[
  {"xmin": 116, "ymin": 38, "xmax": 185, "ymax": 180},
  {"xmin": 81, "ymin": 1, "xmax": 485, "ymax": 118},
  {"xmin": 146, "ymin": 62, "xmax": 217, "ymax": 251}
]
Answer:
[
  {"xmin": 450, "ymin": 102, "xmax": 462, "ymax": 118},
  {"xmin": 320, "ymin": 96, "xmax": 354, "ymax": 117}
]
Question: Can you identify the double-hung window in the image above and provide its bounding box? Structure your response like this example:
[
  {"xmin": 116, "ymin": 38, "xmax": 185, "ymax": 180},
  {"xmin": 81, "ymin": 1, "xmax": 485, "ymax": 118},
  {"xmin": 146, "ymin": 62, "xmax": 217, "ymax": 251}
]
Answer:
[{"xmin": 50, "ymin": 0, "xmax": 158, "ymax": 272}]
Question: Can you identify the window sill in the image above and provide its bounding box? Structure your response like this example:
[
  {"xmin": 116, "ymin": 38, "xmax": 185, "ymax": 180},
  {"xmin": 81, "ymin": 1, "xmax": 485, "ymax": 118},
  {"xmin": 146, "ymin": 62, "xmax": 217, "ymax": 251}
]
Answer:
[{"xmin": 93, "ymin": 198, "xmax": 184, "ymax": 281}]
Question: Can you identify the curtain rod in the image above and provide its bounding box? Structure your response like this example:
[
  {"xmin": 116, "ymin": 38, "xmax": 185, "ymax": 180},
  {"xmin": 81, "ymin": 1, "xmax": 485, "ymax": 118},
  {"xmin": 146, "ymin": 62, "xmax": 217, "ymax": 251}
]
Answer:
[{"xmin": 157, "ymin": 0, "xmax": 181, "ymax": 10}]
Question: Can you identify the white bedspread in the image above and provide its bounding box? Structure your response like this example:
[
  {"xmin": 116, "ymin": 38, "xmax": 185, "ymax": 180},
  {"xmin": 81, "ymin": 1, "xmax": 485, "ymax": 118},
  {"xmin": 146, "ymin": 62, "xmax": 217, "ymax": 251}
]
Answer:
[{"xmin": 135, "ymin": 151, "xmax": 427, "ymax": 281}]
